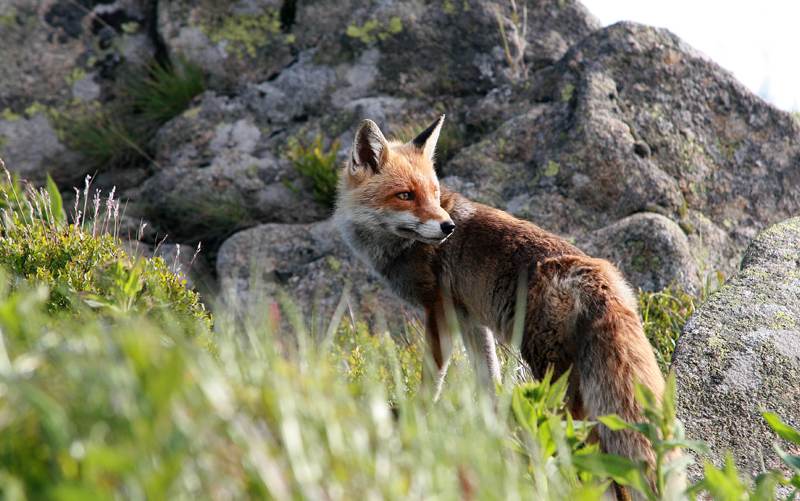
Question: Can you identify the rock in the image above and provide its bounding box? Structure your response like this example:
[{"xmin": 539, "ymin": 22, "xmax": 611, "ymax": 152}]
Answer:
[
  {"xmin": 322, "ymin": 0, "xmax": 600, "ymax": 97},
  {"xmin": 0, "ymin": 114, "xmax": 79, "ymax": 183},
  {"xmin": 137, "ymin": 148, "xmax": 329, "ymax": 244},
  {"xmin": 0, "ymin": 0, "xmax": 157, "ymax": 108},
  {"xmin": 579, "ymin": 212, "xmax": 697, "ymax": 293},
  {"xmin": 673, "ymin": 217, "xmax": 800, "ymax": 481},
  {"xmin": 134, "ymin": 90, "xmax": 338, "ymax": 242},
  {"xmin": 216, "ymin": 219, "xmax": 410, "ymax": 334},
  {"xmin": 156, "ymin": 0, "xmax": 297, "ymax": 91},
  {"xmin": 0, "ymin": 0, "xmax": 159, "ymax": 184},
  {"xmin": 445, "ymin": 22, "xmax": 800, "ymax": 289},
  {"xmin": 242, "ymin": 49, "xmax": 337, "ymax": 125}
]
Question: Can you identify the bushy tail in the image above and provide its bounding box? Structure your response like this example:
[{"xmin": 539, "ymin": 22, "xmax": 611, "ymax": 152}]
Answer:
[{"xmin": 572, "ymin": 259, "xmax": 678, "ymax": 499}]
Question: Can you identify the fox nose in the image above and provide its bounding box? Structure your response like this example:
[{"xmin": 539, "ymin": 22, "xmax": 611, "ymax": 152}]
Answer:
[{"xmin": 440, "ymin": 221, "xmax": 455, "ymax": 235}]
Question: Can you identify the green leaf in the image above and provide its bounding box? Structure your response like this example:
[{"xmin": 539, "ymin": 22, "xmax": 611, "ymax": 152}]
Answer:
[
  {"xmin": 633, "ymin": 379, "xmax": 659, "ymax": 416},
  {"xmin": 45, "ymin": 173, "xmax": 66, "ymax": 224},
  {"xmin": 571, "ymin": 480, "xmax": 613, "ymax": 501},
  {"xmin": 752, "ymin": 471, "xmax": 783, "ymax": 501},
  {"xmin": 84, "ymin": 445, "xmax": 136, "ymax": 474},
  {"xmin": 49, "ymin": 483, "xmax": 111, "ymax": 501},
  {"xmin": 775, "ymin": 443, "xmax": 800, "ymax": 474},
  {"xmin": 662, "ymin": 370, "xmax": 676, "ymax": 422},
  {"xmin": 20, "ymin": 383, "xmax": 70, "ymax": 448},
  {"xmin": 572, "ymin": 452, "xmax": 654, "ymax": 500},
  {"xmin": 662, "ymin": 439, "xmax": 710, "ymax": 455},
  {"xmin": 546, "ymin": 368, "xmax": 571, "ymax": 409},
  {"xmin": 598, "ymin": 414, "xmax": 646, "ymax": 434},
  {"xmin": 661, "ymin": 453, "xmax": 693, "ymax": 479},
  {"xmin": 694, "ymin": 454, "xmax": 748, "ymax": 500},
  {"xmin": 762, "ymin": 411, "xmax": 800, "ymax": 445}
]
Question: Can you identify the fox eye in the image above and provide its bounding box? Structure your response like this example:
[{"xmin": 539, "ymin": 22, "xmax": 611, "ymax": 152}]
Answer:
[{"xmin": 396, "ymin": 192, "xmax": 414, "ymax": 201}]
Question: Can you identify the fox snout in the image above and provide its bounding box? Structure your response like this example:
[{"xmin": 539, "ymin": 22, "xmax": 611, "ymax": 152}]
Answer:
[
  {"xmin": 441, "ymin": 221, "xmax": 455, "ymax": 235},
  {"xmin": 395, "ymin": 216, "xmax": 455, "ymax": 244}
]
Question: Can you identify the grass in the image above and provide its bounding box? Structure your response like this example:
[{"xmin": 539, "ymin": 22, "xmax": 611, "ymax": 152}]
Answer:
[
  {"xmin": 66, "ymin": 58, "xmax": 207, "ymax": 170},
  {"xmin": 66, "ymin": 113, "xmax": 149, "ymax": 169},
  {"xmin": 639, "ymin": 271, "xmax": 724, "ymax": 375},
  {"xmin": 639, "ymin": 285, "xmax": 697, "ymax": 375},
  {"xmin": 1, "ymin": 166, "xmax": 799, "ymax": 500},
  {"xmin": 123, "ymin": 58, "xmax": 207, "ymax": 123}
]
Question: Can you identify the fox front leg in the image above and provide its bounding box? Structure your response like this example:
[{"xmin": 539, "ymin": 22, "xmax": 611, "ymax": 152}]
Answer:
[
  {"xmin": 422, "ymin": 302, "xmax": 453, "ymax": 402},
  {"xmin": 463, "ymin": 324, "xmax": 501, "ymax": 393}
]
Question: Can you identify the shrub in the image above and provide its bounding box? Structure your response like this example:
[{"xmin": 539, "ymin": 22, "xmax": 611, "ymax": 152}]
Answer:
[
  {"xmin": 288, "ymin": 135, "xmax": 340, "ymax": 206},
  {"xmin": 0, "ymin": 167, "xmax": 211, "ymax": 334}
]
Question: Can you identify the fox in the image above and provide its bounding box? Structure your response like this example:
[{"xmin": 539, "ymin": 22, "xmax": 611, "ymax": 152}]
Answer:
[{"xmin": 334, "ymin": 115, "xmax": 679, "ymax": 500}]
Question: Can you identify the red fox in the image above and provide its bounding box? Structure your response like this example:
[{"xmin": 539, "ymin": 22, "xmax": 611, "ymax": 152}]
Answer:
[{"xmin": 334, "ymin": 115, "xmax": 676, "ymax": 499}]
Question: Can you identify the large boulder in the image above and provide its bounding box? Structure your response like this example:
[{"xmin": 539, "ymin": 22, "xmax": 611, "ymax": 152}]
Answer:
[
  {"xmin": 446, "ymin": 22, "xmax": 800, "ymax": 289},
  {"xmin": 673, "ymin": 217, "xmax": 800, "ymax": 480},
  {"xmin": 157, "ymin": 0, "xmax": 600, "ymax": 95},
  {"xmin": 323, "ymin": 0, "xmax": 601, "ymax": 97},
  {"xmin": 135, "ymin": 90, "xmax": 333, "ymax": 243}
]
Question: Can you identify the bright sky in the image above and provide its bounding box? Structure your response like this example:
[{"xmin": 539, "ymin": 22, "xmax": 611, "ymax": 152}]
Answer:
[{"xmin": 579, "ymin": 0, "xmax": 800, "ymax": 112}]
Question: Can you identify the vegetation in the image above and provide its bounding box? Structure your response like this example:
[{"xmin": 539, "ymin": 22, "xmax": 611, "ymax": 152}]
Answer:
[
  {"xmin": 495, "ymin": 0, "xmax": 529, "ymax": 81},
  {"xmin": 288, "ymin": 135, "xmax": 341, "ymax": 206},
  {"xmin": 0, "ymin": 166, "xmax": 211, "ymax": 333},
  {"xmin": 66, "ymin": 58, "xmax": 207, "ymax": 169},
  {"xmin": 639, "ymin": 285, "xmax": 697, "ymax": 375},
  {"xmin": 639, "ymin": 271, "xmax": 724, "ymax": 375},
  {"xmin": 0, "ymin": 167, "xmax": 799, "ymax": 500},
  {"xmin": 123, "ymin": 58, "xmax": 207, "ymax": 124}
]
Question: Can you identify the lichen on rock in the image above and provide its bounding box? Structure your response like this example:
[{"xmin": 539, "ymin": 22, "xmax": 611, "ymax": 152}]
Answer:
[{"xmin": 673, "ymin": 217, "xmax": 800, "ymax": 481}]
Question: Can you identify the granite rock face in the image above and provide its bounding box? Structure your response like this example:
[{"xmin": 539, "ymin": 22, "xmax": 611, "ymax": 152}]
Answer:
[
  {"xmin": 0, "ymin": 114, "xmax": 79, "ymax": 183},
  {"xmin": 0, "ymin": 0, "xmax": 156, "ymax": 108},
  {"xmin": 1, "ymin": 1, "xmax": 799, "ymax": 305},
  {"xmin": 446, "ymin": 22, "xmax": 799, "ymax": 288},
  {"xmin": 673, "ymin": 217, "xmax": 800, "ymax": 480}
]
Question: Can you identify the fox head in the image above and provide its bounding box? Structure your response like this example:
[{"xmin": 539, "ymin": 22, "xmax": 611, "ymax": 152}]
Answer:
[{"xmin": 336, "ymin": 115, "xmax": 455, "ymax": 245}]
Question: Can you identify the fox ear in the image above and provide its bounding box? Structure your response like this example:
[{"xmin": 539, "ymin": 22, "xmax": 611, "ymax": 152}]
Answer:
[
  {"xmin": 410, "ymin": 115, "xmax": 445, "ymax": 162},
  {"xmin": 351, "ymin": 119, "xmax": 388, "ymax": 175}
]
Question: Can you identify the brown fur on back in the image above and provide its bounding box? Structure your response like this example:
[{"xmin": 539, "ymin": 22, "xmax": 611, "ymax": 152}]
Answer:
[{"xmin": 403, "ymin": 190, "xmax": 669, "ymax": 497}]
